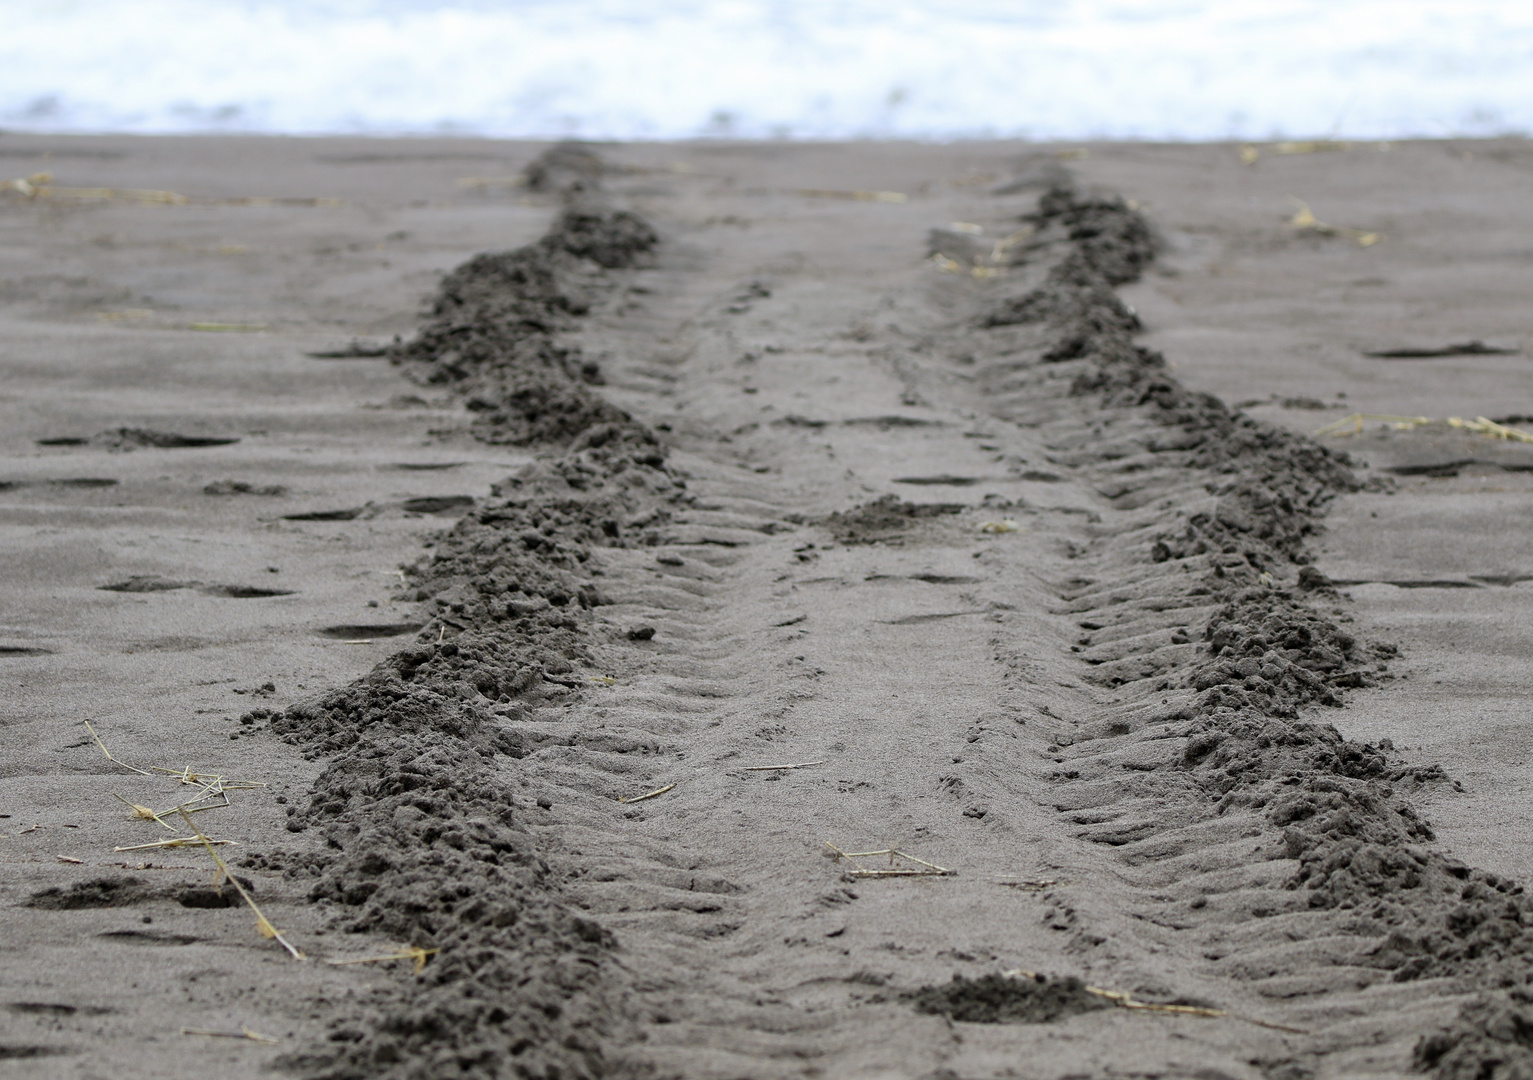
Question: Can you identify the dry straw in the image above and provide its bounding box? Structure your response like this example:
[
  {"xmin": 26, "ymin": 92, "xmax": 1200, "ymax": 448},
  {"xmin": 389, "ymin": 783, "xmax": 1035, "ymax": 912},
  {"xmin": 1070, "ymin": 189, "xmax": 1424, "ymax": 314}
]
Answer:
[
  {"xmin": 4, "ymin": 172, "xmax": 343, "ymax": 208},
  {"xmin": 1316, "ymin": 413, "xmax": 1533, "ymax": 442},
  {"xmin": 3, "ymin": 172, "xmax": 187, "ymax": 204},
  {"xmin": 85, "ymin": 720, "xmax": 153, "ymax": 776},
  {"xmin": 177, "ymin": 809, "xmax": 303, "ymax": 960},
  {"xmin": 112, "ymin": 792, "xmax": 174, "ymax": 830},
  {"xmin": 1241, "ymin": 140, "xmax": 1356, "ymax": 164},
  {"xmin": 180, "ymin": 1026, "xmax": 279, "ymax": 1044},
  {"xmin": 1002, "ymin": 968, "xmax": 1307, "ymax": 1034},
  {"xmin": 83, "ymin": 722, "xmax": 297, "ymax": 957},
  {"xmin": 824, "ymin": 842, "xmax": 954, "ymax": 878},
  {"xmin": 88, "ymin": 721, "xmax": 266, "ymax": 801},
  {"xmin": 1450, "ymin": 416, "xmax": 1533, "ymax": 443},
  {"xmin": 114, "ymin": 836, "xmax": 237, "ymax": 853},
  {"xmin": 796, "ymin": 188, "xmax": 906, "ymax": 203},
  {"xmin": 618, "ymin": 783, "xmax": 675, "ymax": 804},
  {"xmin": 327, "ymin": 946, "xmax": 440, "ymax": 974},
  {"xmin": 1287, "ymin": 197, "xmax": 1379, "ymax": 247},
  {"xmin": 83, "ymin": 721, "xmax": 469, "ymax": 974}
]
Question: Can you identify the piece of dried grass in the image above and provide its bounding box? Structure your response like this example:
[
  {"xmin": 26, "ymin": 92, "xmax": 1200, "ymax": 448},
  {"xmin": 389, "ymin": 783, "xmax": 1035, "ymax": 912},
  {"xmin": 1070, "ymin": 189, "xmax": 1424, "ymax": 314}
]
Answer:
[
  {"xmin": 327, "ymin": 946, "xmax": 440, "ymax": 974},
  {"xmin": 85, "ymin": 721, "xmax": 153, "ymax": 776},
  {"xmin": 1002, "ymin": 968, "xmax": 1307, "ymax": 1033},
  {"xmin": 618, "ymin": 783, "xmax": 675, "ymax": 804},
  {"xmin": 825, "ymin": 842, "xmax": 954, "ymax": 878},
  {"xmin": 1288, "ymin": 197, "xmax": 1379, "ymax": 246},
  {"xmin": 180, "ymin": 1026, "xmax": 278, "ymax": 1044},
  {"xmin": 177, "ymin": 809, "xmax": 302, "ymax": 960}
]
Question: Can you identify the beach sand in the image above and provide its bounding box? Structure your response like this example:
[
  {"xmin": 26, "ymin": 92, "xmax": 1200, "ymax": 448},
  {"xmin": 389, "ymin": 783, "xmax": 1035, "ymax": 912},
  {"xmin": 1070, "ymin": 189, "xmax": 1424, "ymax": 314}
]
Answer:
[{"xmin": 3, "ymin": 133, "xmax": 1532, "ymax": 1079}]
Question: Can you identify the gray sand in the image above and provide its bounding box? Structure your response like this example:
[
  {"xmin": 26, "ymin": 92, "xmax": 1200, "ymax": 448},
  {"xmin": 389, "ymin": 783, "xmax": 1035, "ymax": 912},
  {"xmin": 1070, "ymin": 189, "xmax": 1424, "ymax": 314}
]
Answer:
[{"xmin": 2, "ymin": 134, "xmax": 1531, "ymax": 1080}]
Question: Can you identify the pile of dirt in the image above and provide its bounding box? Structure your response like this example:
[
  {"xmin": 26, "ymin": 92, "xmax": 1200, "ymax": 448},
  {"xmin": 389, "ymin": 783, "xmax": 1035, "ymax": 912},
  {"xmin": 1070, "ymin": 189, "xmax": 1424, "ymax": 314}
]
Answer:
[
  {"xmin": 392, "ymin": 200, "xmax": 656, "ymax": 445},
  {"xmin": 245, "ymin": 145, "xmax": 676, "ymax": 1080},
  {"xmin": 822, "ymin": 494, "xmax": 964, "ymax": 544},
  {"xmin": 522, "ymin": 143, "xmax": 608, "ymax": 194},
  {"xmin": 1414, "ymin": 994, "xmax": 1533, "ymax": 1079},
  {"xmin": 1188, "ymin": 590, "xmax": 1395, "ymax": 717}
]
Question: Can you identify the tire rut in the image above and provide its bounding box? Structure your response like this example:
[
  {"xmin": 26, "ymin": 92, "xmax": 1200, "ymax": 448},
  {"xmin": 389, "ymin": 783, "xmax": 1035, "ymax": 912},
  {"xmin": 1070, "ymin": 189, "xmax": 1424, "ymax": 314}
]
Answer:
[{"xmin": 240, "ymin": 148, "xmax": 1533, "ymax": 1080}]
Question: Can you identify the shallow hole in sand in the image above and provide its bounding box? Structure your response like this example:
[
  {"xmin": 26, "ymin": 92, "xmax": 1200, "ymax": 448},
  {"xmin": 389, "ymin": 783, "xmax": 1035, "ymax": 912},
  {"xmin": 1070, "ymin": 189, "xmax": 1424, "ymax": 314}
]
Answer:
[
  {"xmin": 1383, "ymin": 460, "xmax": 1478, "ymax": 477},
  {"xmin": 893, "ymin": 474, "xmax": 981, "ymax": 486},
  {"xmin": 0, "ymin": 478, "xmax": 119, "ymax": 490},
  {"xmin": 907, "ymin": 973, "xmax": 1108, "ymax": 1024},
  {"xmin": 99, "ymin": 577, "xmax": 191, "ymax": 593},
  {"xmin": 305, "ymin": 342, "xmax": 391, "ymax": 358},
  {"xmin": 401, "ymin": 495, "xmax": 474, "ymax": 514},
  {"xmin": 5, "ymin": 1003, "xmax": 114, "ymax": 1017},
  {"xmin": 317, "ymin": 623, "xmax": 423, "ymax": 639},
  {"xmin": 39, "ymin": 430, "xmax": 241, "ymax": 449},
  {"xmin": 282, "ymin": 507, "xmax": 364, "ymax": 521},
  {"xmin": 0, "ymin": 1045, "xmax": 74, "ymax": 1059},
  {"xmin": 176, "ymin": 887, "xmax": 239, "ymax": 909},
  {"xmin": 200, "ymin": 585, "xmax": 297, "ymax": 598},
  {"xmin": 1364, "ymin": 340, "xmax": 1519, "ymax": 358},
  {"xmin": 97, "ymin": 930, "xmax": 201, "ymax": 946},
  {"xmin": 1471, "ymin": 573, "xmax": 1533, "ymax": 586}
]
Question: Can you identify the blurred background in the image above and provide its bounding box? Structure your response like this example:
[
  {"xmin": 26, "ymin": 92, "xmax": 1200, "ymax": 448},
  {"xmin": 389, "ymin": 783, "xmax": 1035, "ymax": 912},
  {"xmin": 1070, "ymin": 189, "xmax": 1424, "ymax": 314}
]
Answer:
[{"xmin": 1, "ymin": 0, "xmax": 1527, "ymax": 142}]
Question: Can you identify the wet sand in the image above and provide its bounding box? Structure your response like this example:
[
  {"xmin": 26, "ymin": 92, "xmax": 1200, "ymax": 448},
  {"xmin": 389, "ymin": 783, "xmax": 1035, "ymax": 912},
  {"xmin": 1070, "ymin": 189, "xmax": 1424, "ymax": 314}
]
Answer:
[{"xmin": 3, "ymin": 133, "xmax": 1532, "ymax": 1080}]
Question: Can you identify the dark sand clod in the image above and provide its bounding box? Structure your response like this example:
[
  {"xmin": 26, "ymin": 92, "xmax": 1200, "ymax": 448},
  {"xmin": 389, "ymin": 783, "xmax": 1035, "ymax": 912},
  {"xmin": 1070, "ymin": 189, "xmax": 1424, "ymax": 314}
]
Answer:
[{"xmin": 4, "ymin": 133, "xmax": 1533, "ymax": 1079}]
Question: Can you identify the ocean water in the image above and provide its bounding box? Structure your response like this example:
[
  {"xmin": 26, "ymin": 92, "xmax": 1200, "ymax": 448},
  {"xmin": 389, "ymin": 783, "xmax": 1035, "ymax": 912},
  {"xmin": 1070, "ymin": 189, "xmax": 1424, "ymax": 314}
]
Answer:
[{"xmin": 1, "ymin": 1, "xmax": 1529, "ymax": 142}]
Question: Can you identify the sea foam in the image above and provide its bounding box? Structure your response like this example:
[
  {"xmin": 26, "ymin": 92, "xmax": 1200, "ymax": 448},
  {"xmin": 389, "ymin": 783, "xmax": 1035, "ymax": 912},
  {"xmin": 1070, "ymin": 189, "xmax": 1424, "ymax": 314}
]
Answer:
[{"xmin": 1, "ymin": 0, "xmax": 1528, "ymax": 141}]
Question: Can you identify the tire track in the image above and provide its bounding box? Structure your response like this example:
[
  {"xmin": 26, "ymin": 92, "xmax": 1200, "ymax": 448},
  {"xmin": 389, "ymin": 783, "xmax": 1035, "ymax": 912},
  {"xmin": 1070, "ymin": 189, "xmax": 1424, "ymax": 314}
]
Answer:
[
  {"xmin": 244, "ymin": 147, "xmax": 1533, "ymax": 1079},
  {"xmin": 938, "ymin": 183, "xmax": 1533, "ymax": 1077},
  {"xmin": 247, "ymin": 148, "xmax": 682, "ymax": 1080}
]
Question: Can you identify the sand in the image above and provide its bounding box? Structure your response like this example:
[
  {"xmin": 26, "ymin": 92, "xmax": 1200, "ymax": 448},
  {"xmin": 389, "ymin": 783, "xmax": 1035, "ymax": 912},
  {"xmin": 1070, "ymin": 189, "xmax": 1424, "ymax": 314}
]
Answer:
[{"xmin": 3, "ymin": 133, "xmax": 1533, "ymax": 1080}]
